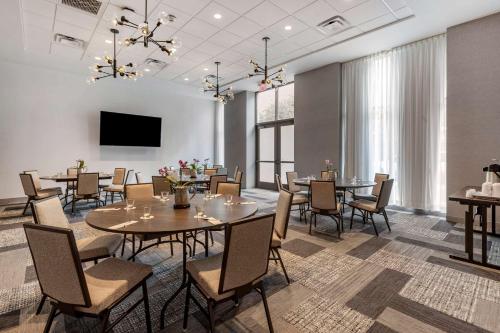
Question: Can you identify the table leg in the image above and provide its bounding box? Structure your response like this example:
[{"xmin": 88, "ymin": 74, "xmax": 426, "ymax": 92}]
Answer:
[
  {"xmin": 492, "ymin": 205, "xmax": 497, "ymax": 236},
  {"xmin": 465, "ymin": 205, "xmax": 474, "ymax": 261},
  {"xmin": 205, "ymin": 230, "xmax": 209, "ymax": 257},
  {"xmin": 482, "ymin": 205, "xmax": 488, "ymax": 264}
]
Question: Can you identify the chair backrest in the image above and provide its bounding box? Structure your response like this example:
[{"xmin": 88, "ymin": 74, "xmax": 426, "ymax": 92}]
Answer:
[
  {"xmin": 112, "ymin": 168, "xmax": 126, "ymax": 185},
  {"xmin": 204, "ymin": 168, "xmax": 217, "ymax": 176},
  {"xmin": 210, "ymin": 175, "xmax": 227, "ymax": 193},
  {"xmin": 125, "ymin": 183, "xmax": 154, "ymax": 200},
  {"xmin": 275, "ymin": 174, "xmax": 283, "ymax": 191},
  {"xmin": 310, "ymin": 180, "xmax": 338, "ymax": 211},
  {"xmin": 216, "ymin": 167, "xmax": 228, "ymax": 175},
  {"xmin": 31, "ymin": 197, "xmax": 69, "ymax": 228},
  {"xmin": 67, "ymin": 168, "xmax": 78, "ymax": 176},
  {"xmin": 125, "ymin": 169, "xmax": 134, "ymax": 185},
  {"xmin": 20, "ymin": 173, "xmax": 37, "ymax": 197},
  {"xmin": 275, "ymin": 190, "xmax": 293, "ymax": 239},
  {"xmin": 135, "ymin": 172, "xmax": 145, "ymax": 184},
  {"xmin": 152, "ymin": 176, "xmax": 171, "ymax": 196},
  {"xmin": 23, "ymin": 170, "xmax": 41, "ymax": 190},
  {"xmin": 180, "ymin": 168, "xmax": 191, "ymax": 176},
  {"xmin": 286, "ymin": 172, "xmax": 300, "ymax": 192},
  {"xmin": 216, "ymin": 182, "xmax": 241, "ymax": 196},
  {"xmin": 320, "ymin": 170, "xmax": 334, "ymax": 181},
  {"xmin": 219, "ymin": 213, "xmax": 275, "ymax": 294},
  {"xmin": 213, "ymin": 164, "xmax": 223, "ymax": 169},
  {"xmin": 376, "ymin": 179, "xmax": 394, "ymax": 210},
  {"xmin": 372, "ymin": 173, "xmax": 390, "ymax": 196},
  {"xmin": 235, "ymin": 171, "xmax": 243, "ymax": 184},
  {"xmin": 233, "ymin": 165, "xmax": 239, "ymax": 180},
  {"xmin": 23, "ymin": 223, "xmax": 91, "ymax": 307},
  {"xmin": 77, "ymin": 173, "xmax": 99, "ymax": 196}
]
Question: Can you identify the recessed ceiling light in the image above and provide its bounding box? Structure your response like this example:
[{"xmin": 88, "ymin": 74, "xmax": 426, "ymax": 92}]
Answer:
[
  {"xmin": 94, "ymin": 56, "xmax": 101, "ymax": 61},
  {"xmin": 105, "ymin": 39, "xmax": 112, "ymax": 44},
  {"xmin": 184, "ymin": 77, "xmax": 189, "ymax": 81},
  {"xmin": 144, "ymin": 68, "xmax": 151, "ymax": 72},
  {"xmin": 213, "ymin": 13, "xmax": 222, "ymax": 19},
  {"xmin": 284, "ymin": 25, "xmax": 292, "ymax": 31},
  {"xmin": 203, "ymin": 67, "xmax": 209, "ymax": 71}
]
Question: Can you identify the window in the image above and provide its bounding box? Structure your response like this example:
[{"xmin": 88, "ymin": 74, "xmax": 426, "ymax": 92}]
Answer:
[
  {"xmin": 256, "ymin": 89, "xmax": 275, "ymax": 123},
  {"xmin": 277, "ymin": 83, "xmax": 294, "ymax": 120},
  {"xmin": 256, "ymin": 83, "xmax": 294, "ymax": 123}
]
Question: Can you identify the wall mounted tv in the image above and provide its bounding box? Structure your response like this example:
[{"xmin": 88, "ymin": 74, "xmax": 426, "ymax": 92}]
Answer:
[{"xmin": 99, "ymin": 111, "xmax": 162, "ymax": 147}]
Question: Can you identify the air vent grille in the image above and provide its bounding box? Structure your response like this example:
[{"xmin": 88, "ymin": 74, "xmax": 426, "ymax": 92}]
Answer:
[
  {"xmin": 54, "ymin": 33, "xmax": 86, "ymax": 49},
  {"xmin": 316, "ymin": 15, "xmax": 350, "ymax": 35},
  {"xmin": 144, "ymin": 58, "xmax": 168, "ymax": 70},
  {"xmin": 61, "ymin": 0, "xmax": 102, "ymax": 15}
]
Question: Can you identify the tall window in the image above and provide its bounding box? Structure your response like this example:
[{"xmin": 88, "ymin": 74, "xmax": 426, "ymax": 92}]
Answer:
[{"xmin": 256, "ymin": 83, "xmax": 294, "ymax": 189}]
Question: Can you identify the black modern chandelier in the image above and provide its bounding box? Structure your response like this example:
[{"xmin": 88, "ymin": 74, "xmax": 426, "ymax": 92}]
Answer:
[
  {"xmin": 203, "ymin": 62, "xmax": 234, "ymax": 104},
  {"xmin": 112, "ymin": 0, "xmax": 181, "ymax": 56},
  {"xmin": 87, "ymin": 29, "xmax": 140, "ymax": 84},
  {"xmin": 248, "ymin": 37, "xmax": 286, "ymax": 91}
]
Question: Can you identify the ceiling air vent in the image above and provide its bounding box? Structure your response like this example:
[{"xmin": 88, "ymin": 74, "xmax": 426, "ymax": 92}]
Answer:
[
  {"xmin": 144, "ymin": 58, "xmax": 168, "ymax": 70},
  {"xmin": 61, "ymin": 0, "xmax": 102, "ymax": 15},
  {"xmin": 54, "ymin": 33, "xmax": 86, "ymax": 49},
  {"xmin": 316, "ymin": 15, "xmax": 350, "ymax": 35}
]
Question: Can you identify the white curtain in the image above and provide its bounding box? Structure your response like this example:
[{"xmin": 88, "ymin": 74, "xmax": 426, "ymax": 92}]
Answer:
[
  {"xmin": 214, "ymin": 102, "xmax": 225, "ymax": 166},
  {"xmin": 342, "ymin": 34, "xmax": 447, "ymax": 212}
]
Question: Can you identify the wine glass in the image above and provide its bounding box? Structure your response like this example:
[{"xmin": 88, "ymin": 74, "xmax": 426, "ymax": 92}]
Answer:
[{"xmin": 126, "ymin": 199, "xmax": 135, "ymax": 211}]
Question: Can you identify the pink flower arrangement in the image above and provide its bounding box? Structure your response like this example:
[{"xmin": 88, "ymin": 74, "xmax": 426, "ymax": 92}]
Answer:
[{"xmin": 178, "ymin": 160, "xmax": 188, "ymax": 168}]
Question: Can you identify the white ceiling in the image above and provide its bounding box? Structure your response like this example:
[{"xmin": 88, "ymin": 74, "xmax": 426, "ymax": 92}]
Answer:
[{"xmin": 4, "ymin": 0, "xmax": 500, "ymax": 93}]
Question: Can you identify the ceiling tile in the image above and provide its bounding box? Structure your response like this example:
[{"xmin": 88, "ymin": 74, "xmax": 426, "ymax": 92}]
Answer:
[
  {"xmin": 23, "ymin": 25, "xmax": 52, "ymax": 53},
  {"xmin": 224, "ymin": 16, "xmax": 262, "ymax": 38},
  {"xmin": 23, "ymin": 11, "xmax": 53, "ymax": 30},
  {"xmin": 268, "ymin": 16, "xmax": 309, "ymax": 39},
  {"xmin": 195, "ymin": 41, "xmax": 225, "ymax": 56},
  {"xmin": 394, "ymin": 6, "xmax": 413, "ymax": 19},
  {"xmin": 341, "ymin": 0, "xmax": 389, "ymax": 25},
  {"xmin": 216, "ymin": 50, "xmax": 246, "ymax": 64},
  {"xmin": 207, "ymin": 30, "xmax": 243, "ymax": 48},
  {"xmin": 270, "ymin": 0, "xmax": 315, "ymax": 14},
  {"xmin": 155, "ymin": 68, "xmax": 185, "ymax": 80},
  {"xmin": 244, "ymin": 1, "xmax": 288, "ymax": 28},
  {"xmin": 53, "ymin": 21, "xmax": 93, "ymax": 41},
  {"xmin": 172, "ymin": 31, "xmax": 204, "ymax": 49},
  {"xmin": 270, "ymin": 39, "xmax": 301, "ymax": 55},
  {"xmin": 196, "ymin": 2, "xmax": 239, "ymax": 28},
  {"xmin": 51, "ymin": 43, "xmax": 84, "ymax": 58},
  {"xmin": 181, "ymin": 18, "xmax": 219, "ymax": 39},
  {"xmin": 231, "ymin": 39, "xmax": 261, "ymax": 56},
  {"xmin": 149, "ymin": 4, "xmax": 192, "ymax": 29},
  {"xmin": 148, "ymin": 25, "xmax": 177, "ymax": 41},
  {"xmin": 382, "ymin": 0, "xmax": 407, "ymax": 12},
  {"xmin": 56, "ymin": 5, "xmax": 98, "ymax": 30},
  {"xmin": 358, "ymin": 13, "xmax": 396, "ymax": 32},
  {"xmin": 293, "ymin": 0, "xmax": 338, "ymax": 27},
  {"xmin": 182, "ymin": 49, "xmax": 213, "ymax": 63},
  {"xmin": 330, "ymin": 26, "xmax": 363, "ymax": 42},
  {"xmin": 248, "ymin": 29, "xmax": 285, "ymax": 46},
  {"xmin": 325, "ymin": 0, "xmax": 371, "ymax": 12},
  {"xmin": 109, "ymin": 0, "xmax": 161, "ymax": 16},
  {"xmin": 162, "ymin": 0, "xmax": 211, "ymax": 14},
  {"xmin": 215, "ymin": 0, "xmax": 264, "ymax": 15},
  {"xmin": 21, "ymin": 0, "xmax": 55, "ymax": 18},
  {"xmin": 288, "ymin": 28, "xmax": 325, "ymax": 47}
]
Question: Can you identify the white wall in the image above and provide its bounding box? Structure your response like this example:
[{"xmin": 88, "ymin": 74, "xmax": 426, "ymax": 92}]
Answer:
[{"xmin": 0, "ymin": 60, "xmax": 216, "ymax": 198}]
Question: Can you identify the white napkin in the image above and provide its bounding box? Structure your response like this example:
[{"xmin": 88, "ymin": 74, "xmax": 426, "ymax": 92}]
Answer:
[
  {"xmin": 95, "ymin": 208, "xmax": 121, "ymax": 212},
  {"xmin": 492, "ymin": 183, "xmax": 500, "ymax": 198},
  {"xmin": 207, "ymin": 217, "xmax": 222, "ymax": 225},
  {"xmin": 238, "ymin": 201, "xmax": 256, "ymax": 205},
  {"xmin": 109, "ymin": 220, "xmax": 138, "ymax": 229}
]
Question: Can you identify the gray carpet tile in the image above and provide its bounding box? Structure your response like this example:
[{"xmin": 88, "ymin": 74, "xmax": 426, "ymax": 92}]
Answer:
[{"xmin": 281, "ymin": 238, "xmax": 325, "ymax": 258}]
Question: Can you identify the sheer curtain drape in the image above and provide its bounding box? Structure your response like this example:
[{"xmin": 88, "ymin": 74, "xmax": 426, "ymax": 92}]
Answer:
[{"xmin": 342, "ymin": 35, "xmax": 447, "ymax": 211}]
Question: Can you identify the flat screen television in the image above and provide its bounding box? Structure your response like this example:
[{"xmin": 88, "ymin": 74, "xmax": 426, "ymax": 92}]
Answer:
[{"xmin": 99, "ymin": 111, "xmax": 162, "ymax": 147}]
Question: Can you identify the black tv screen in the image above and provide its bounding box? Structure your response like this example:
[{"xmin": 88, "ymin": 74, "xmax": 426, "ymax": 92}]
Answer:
[{"xmin": 99, "ymin": 111, "xmax": 162, "ymax": 147}]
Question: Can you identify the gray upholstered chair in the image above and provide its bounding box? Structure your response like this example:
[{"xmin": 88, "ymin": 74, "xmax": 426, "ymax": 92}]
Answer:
[
  {"xmin": 30, "ymin": 196, "xmax": 123, "ymax": 315},
  {"xmin": 216, "ymin": 182, "xmax": 241, "ymax": 196},
  {"xmin": 269, "ymin": 189, "xmax": 293, "ymax": 284},
  {"xmin": 152, "ymin": 176, "xmax": 172, "ymax": 196},
  {"xmin": 19, "ymin": 173, "xmax": 62, "ymax": 215},
  {"xmin": 204, "ymin": 168, "xmax": 218, "ymax": 176},
  {"xmin": 209, "ymin": 175, "xmax": 227, "ymax": 193},
  {"xmin": 352, "ymin": 173, "xmax": 390, "ymax": 202},
  {"xmin": 72, "ymin": 173, "xmax": 101, "ymax": 212},
  {"xmin": 181, "ymin": 213, "xmax": 275, "ymax": 333},
  {"xmin": 349, "ymin": 179, "xmax": 394, "ymax": 236},
  {"xmin": 135, "ymin": 172, "xmax": 145, "ymax": 184},
  {"xmin": 309, "ymin": 180, "xmax": 343, "ymax": 238},
  {"xmin": 125, "ymin": 183, "xmax": 154, "ymax": 199},
  {"xmin": 285, "ymin": 172, "xmax": 309, "ymax": 222},
  {"xmin": 23, "ymin": 223, "xmax": 153, "ymax": 333},
  {"xmin": 103, "ymin": 168, "xmax": 130, "ymax": 204}
]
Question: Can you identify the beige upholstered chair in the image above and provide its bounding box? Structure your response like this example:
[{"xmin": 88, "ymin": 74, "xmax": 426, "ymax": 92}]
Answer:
[
  {"xmin": 285, "ymin": 172, "xmax": 309, "ymax": 222},
  {"xmin": 19, "ymin": 173, "xmax": 62, "ymax": 215},
  {"xmin": 23, "ymin": 223, "xmax": 153, "ymax": 333},
  {"xmin": 352, "ymin": 173, "xmax": 390, "ymax": 202},
  {"xmin": 232, "ymin": 165, "xmax": 239, "ymax": 180},
  {"xmin": 349, "ymin": 179, "xmax": 394, "ymax": 236},
  {"xmin": 270, "ymin": 190, "xmax": 293, "ymax": 284},
  {"xmin": 275, "ymin": 173, "xmax": 283, "ymax": 191},
  {"xmin": 235, "ymin": 170, "xmax": 243, "ymax": 184},
  {"xmin": 181, "ymin": 214, "xmax": 275, "ymax": 332},
  {"xmin": 213, "ymin": 164, "xmax": 223, "ymax": 169},
  {"xmin": 180, "ymin": 167, "xmax": 191, "ymax": 176},
  {"xmin": 321, "ymin": 170, "xmax": 344, "ymax": 204},
  {"xmin": 204, "ymin": 168, "xmax": 218, "ymax": 176},
  {"xmin": 72, "ymin": 173, "xmax": 101, "ymax": 212},
  {"xmin": 103, "ymin": 168, "xmax": 130, "ymax": 204},
  {"xmin": 152, "ymin": 176, "xmax": 172, "ymax": 196},
  {"xmin": 65, "ymin": 167, "xmax": 78, "ymax": 202},
  {"xmin": 216, "ymin": 182, "xmax": 241, "ymax": 196},
  {"xmin": 209, "ymin": 175, "xmax": 227, "ymax": 193},
  {"xmin": 216, "ymin": 167, "xmax": 228, "ymax": 175},
  {"xmin": 135, "ymin": 172, "xmax": 145, "ymax": 184},
  {"xmin": 310, "ymin": 180, "xmax": 343, "ymax": 238},
  {"xmin": 125, "ymin": 183, "xmax": 154, "ymax": 200}
]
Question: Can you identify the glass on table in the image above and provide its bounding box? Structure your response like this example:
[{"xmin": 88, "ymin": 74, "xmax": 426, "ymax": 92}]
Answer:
[
  {"xmin": 125, "ymin": 199, "xmax": 135, "ymax": 210},
  {"xmin": 225, "ymin": 194, "xmax": 233, "ymax": 205},
  {"xmin": 143, "ymin": 206, "xmax": 151, "ymax": 219},
  {"xmin": 160, "ymin": 191, "xmax": 169, "ymax": 201},
  {"xmin": 195, "ymin": 203, "xmax": 205, "ymax": 218}
]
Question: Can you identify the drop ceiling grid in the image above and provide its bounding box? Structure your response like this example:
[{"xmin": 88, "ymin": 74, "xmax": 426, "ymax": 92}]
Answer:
[{"xmin": 19, "ymin": 0, "xmax": 412, "ymax": 86}]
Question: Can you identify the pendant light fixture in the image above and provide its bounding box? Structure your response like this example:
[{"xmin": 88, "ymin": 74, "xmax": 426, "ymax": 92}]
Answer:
[
  {"xmin": 87, "ymin": 29, "xmax": 141, "ymax": 84},
  {"xmin": 113, "ymin": 0, "xmax": 181, "ymax": 56},
  {"xmin": 248, "ymin": 37, "xmax": 286, "ymax": 91},
  {"xmin": 203, "ymin": 62, "xmax": 234, "ymax": 104}
]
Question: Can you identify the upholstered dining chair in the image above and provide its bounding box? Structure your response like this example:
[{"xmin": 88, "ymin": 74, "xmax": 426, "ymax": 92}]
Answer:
[
  {"xmin": 23, "ymin": 223, "xmax": 153, "ymax": 333},
  {"xmin": 31, "ymin": 196, "xmax": 123, "ymax": 315},
  {"xmin": 19, "ymin": 173, "xmax": 62, "ymax": 215},
  {"xmin": 135, "ymin": 172, "xmax": 145, "ymax": 184},
  {"xmin": 152, "ymin": 176, "xmax": 172, "ymax": 196},
  {"xmin": 216, "ymin": 167, "xmax": 228, "ymax": 175},
  {"xmin": 213, "ymin": 164, "xmax": 223, "ymax": 169},
  {"xmin": 349, "ymin": 179, "xmax": 394, "ymax": 236},
  {"xmin": 352, "ymin": 173, "xmax": 390, "ymax": 202},
  {"xmin": 216, "ymin": 182, "xmax": 241, "ymax": 196},
  {"xmin": 209, "ymin": 175, "xmax": 227, "ymax": 193},
  {"xmin": 180, "ymin": 167, "xmax": 191, "ymax": 177},
  {"xmin": 72, "ymin": 173, "xmax": 101, "ymax": 212},
  {"xmin": 104, "ymin": 169, "xmax": 134, "ymax": 205},
  {"xmin": 309, "ymin": 180, "xmax": 343, "ymax": 238},
  {"xmin": 275, "ymin": 173, "xmax": 284, "ymax": 191},
  {"xmin": 232, "ymin": 165, "xmax": 239, "ymax": 180},
  {"xmin": 269, "ymin": 189, "xmax": 294, "ymax": 284},
  {"xmin": 65, "ymin": 167, "xmax": 78, "ymax": 203},
  {"xmin": 235, "ymin": 170, "xmax": 243, "ymax": 184},
  {"xmin": 321, "ymin": 170, "xmax": 344, "ymax": 204},
  {"xmin": 125, "ymin": 183, "xmax": 154, "ymax": 199},
  {"xmin": 23, "ymin": 170, "xmax": 63, "ymax": 196},
  {"xmin": 284, "ymin": 172, "xmax": 309, "ymax": 222},
  {"xmin": 181, "ymin": 213, "xmax": 275, "ymax": 333},
  {"xmin": 204, "ymin": 168, "xmax": 218, "ymax": 176}
]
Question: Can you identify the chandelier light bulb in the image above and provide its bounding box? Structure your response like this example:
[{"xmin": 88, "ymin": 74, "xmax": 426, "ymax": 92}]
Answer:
[
  {"xmin": 138, "ymin": 22, "xmax": 150, "ymax": 37},
  {"xmin": 112, "ymin": 17, "xmax": 119, "ymax": 26}
]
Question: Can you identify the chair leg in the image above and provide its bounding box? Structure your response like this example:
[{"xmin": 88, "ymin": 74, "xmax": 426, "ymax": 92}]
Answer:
[
  {"xmin": 99, "ymin": 310, "xmax": 110, "ymax": 333},
  {"xmin": 22, "ymin": 198, "xmax": 31, "ymax": 215},
  {"xmin": 370, "ymin": 212, "xmax": 379, "ymax": 236},
  {"xmin": 210, "ymin": 230, "xmax": 214, "ymax": 246},
  {"xmin": 43, "ymin": 304, "xmax": 57, "ymax": 333},
  {"xmin": 169, "ymin": 234, "xmax": 174, "ymax": 256},
  {"xmin": 121, "ymin": 234, "xmax": 127, "ymax": 257},
  {"xmin": 36, "ymin": 295, "xmax": 47, "ymax": 315},
  {"xmin": 183, "ymin": 277, "xmax": 192, "ymax": 330},
  {"xmin": 132, "ymin": 234, "xmax": 136, "ymax": 262},
  {"xmin": 207, "ymin": 299, "xmax": 216, "ymax": 333},
  {"xmin": 257, "ymin": 284, "xmax": 274, "ymax": 333},
  {"xmin": 309, "ymin": 213, "xmax": 314, "ymax": 234},
  {"xmin": 274, "ymin": 248, "xmax": 290, "ymax": 285},
  {"xmin": 382, "ymin": 209, "xmax": 391, "ymax": 232},
  {"xmin": 104, "ymin": 192, "xmax": 108, "ymax": 206},
  {"xmin": 111, "ymin": 193, "xmax": 114, "ymax": 204},
  {"xmin": 142, "ymin": 281, "xmax": 152, "ymax": 333},
  {"xmin": 72, "ymin": 198, "xmax": 76, "ymax": 213}
]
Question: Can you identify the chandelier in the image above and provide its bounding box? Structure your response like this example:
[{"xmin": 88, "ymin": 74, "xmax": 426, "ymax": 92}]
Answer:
[
  {"xmin": 248, "ymin": 37, "xmax": 286, "ymax": 91},
  {"xmin": 87, "ymin": 29, "xmax": 141, "ymax": 84},
  {"xmin": 203, "ymin": 62, "xmax": 234, "ymax": 104},
  {"xmin": 113, "ymin": 0, "xmax": 181, "ymax": 56}
]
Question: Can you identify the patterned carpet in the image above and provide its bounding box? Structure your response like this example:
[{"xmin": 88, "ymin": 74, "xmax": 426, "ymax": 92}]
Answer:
[{"xmin": 0, "ymin": 188, "xmax": 499, "ymax": 332}]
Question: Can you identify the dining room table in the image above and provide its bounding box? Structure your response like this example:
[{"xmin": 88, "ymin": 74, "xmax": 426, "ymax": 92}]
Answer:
[{"xmin": 85, "ymin": 193, "xmax": 258, "ymax": 329}]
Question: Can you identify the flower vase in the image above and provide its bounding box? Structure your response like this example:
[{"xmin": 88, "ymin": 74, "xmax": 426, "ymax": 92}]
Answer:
[
  {"xmin": 190, "ymin": 169, "xmax": 197, "ymax": 178},
  {"xmin": 174, "ymin": 186, "xmax": 191, "ymax": 209}
]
